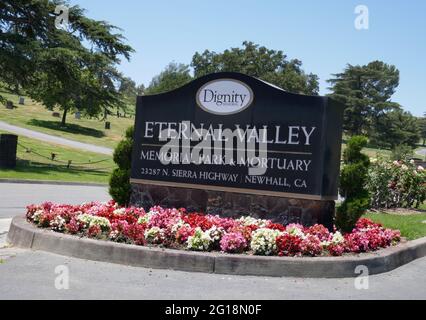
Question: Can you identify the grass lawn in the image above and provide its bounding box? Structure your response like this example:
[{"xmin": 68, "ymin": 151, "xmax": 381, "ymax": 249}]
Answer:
[
  {"xmin": 341, "ymin": 139, "xmax": 392, "ymax": 159},
  {"xmin": 0, "ymin": 89, "xmax": 133, "ymax": 149},
  {"xmin": 0, "ymin": 130, "xmax": 115, "ymax": 184},
  {"xmin": 365, "ymin": 212, "xmax": 426, "ymax": 240}
]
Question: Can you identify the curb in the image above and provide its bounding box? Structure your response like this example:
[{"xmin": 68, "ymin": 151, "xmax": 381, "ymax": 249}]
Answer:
[
  {"xmin": 0, "ymin": 179, "xmax": 107, "ymax": 187},
  {"xmin": 7, "ymin": 216, "xmax": 426, "ymax": 278}
]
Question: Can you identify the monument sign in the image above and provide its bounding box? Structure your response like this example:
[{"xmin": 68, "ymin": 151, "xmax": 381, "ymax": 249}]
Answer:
[{"xmin": 130, "ymin": 72, "xmax": 344, "ymax": 228}]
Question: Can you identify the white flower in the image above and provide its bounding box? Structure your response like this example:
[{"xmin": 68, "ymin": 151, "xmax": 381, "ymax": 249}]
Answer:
[
  {"xmin": 113, "ymin": 208, "xmax": 126, "ymax": 215},
  {"xmin": 137, "ymin": 215, "xmax": 149, "ymax": 224},
  {"xmin": 32, "ymin": 209, "xmax": 43, "ymax": 223},
  {"xmin": 321, "ymin": 231, "xmax": 345, "ymax": 247},
  {"xmin": 286, "ymin": 224, "xmax": 305, "ymax": 239},
  {"xmin": 250, "ymin": 228, "xmax": 282, "ymax": 255},
  {"xmin": 77, "ymin": 214, "xmax": 111, "ymax": 231},
  {"xmin": 144, "ymin": 227, "xmax": 164, "ymax": 244},
  {"xmin": 109, "ymin": 230, "xmax": 120, "ymax": 240},
  {"xmin": 331, "ymin": 231, "xmax": 344, "ymax": 245},
  {"xmin": 50, "ymin": 215, "xmax": 66, "ymax": 232},
  {"xmin": 187, "ymin": 227, "xmax": 212, "ymax": 251},
  {"xmin": 238, "ymin": 216, "xmax": 269, "ymax": 228},
  {"xmin": 417, "ymin": 166, "xmax": 424, "ymax": 172},
  {"xmin": 206, "ymin": 226, "xmax": 224, "ymax": 242}
]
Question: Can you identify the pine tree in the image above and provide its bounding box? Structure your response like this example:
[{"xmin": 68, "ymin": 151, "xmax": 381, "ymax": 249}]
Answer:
[{"xmin": 327, "ymin": 61, "xmax": 400, "ymax": 136}]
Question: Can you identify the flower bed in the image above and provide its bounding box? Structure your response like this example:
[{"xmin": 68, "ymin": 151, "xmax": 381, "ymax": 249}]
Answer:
[{"xmin": 25, "ymin": 201, "xmax": 401, "ymax": 257}]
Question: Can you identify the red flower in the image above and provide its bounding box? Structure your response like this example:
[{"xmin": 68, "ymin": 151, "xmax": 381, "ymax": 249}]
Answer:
[
  {"xmin": 183, "ymin": 213, "xmax": 213, "ymax": 231},
  {"xmin": 267, "ymin": 222, "xmax": 286, "ymax": 232},
  {"xmin": 123, "ymin": 223, "xmax": 146, "ymax": 245},
  {"xmin": 87, "ymin": 225, "xmax": 102, "ymax": 238},
  {"xmin": 276, "ymin": 233, "xmax": 303, "ymax": 257}
]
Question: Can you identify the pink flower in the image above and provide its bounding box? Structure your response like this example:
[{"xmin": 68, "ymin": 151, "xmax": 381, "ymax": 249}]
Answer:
[
  {"xmin": 25, "ymin": 202, "xmax": 402, "ymax": 257},
  {"xmin": 300, "ymin": 235, "xmax": 322, "ymax": 256},
  {"xmin": 220, "ymin": 232, "xmax": 247, "ymax": 253},
  {"xmin": 306, "ymin": 224, "xmax": 330, "ymax": 242},
  {"xmin": 328, "ymin": 243, "xmax": 345, "ymax": 256}
]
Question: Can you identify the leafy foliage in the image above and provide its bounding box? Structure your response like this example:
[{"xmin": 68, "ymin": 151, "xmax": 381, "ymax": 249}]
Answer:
[
  {"xmin": 191, "ymin": 41, "xmax": 319, "ymax": 95},
  {"xmin": 109, "ymin": 126, "xmax": 133, "ymax": 205},
  {"xmin": 0, "ymin": 0, "xmax": 134, "ymax": 124},
  {"xmin": 336, "ymin": 136, "xmax": 370, "ymax": 232},
  {"xmin": 419, "ymin": 114, "xmax": 426, "ymax": 146},
  {"xmin": 145, "ymin": 63, "xmax": 192, "ymax": 95},
  {"xmin": 372, "ymin": 109, "xmax": 420, "ymax": 149},
  {"xmin": 328, "ymin": 61, "xmax": 400, "ymax": 137}
]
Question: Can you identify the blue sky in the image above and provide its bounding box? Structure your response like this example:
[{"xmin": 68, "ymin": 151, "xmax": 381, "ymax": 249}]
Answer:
[{"xmin": 73, "ymin": 0, "xmax": 425, "ymax": 116}]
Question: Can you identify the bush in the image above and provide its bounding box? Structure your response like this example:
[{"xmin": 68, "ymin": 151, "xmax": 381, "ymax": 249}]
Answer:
[
  {"xmin": 109, "ymin": 168, "xmax": 132, "ymax": 206},
  {"xmin": 109, "ymin": 126, "xmax": 134, "ymax": 206},
  {"xmin": 366, "ymin": 159, "xmax": 426, "ymax": 209},
  {"xmin": 335, "ymin": 196, "xmax": 370, "ymax": 233},
  {"xmin": 113, "ymin": 139, "xmax": 133, "ymax": 170},
  {"xmin": 336, "ymin": 136, "xmax": 370, "ymax": 233}
]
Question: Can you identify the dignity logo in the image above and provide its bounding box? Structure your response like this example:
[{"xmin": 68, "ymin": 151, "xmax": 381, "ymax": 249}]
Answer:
[{"xmin": 196, "ymin": 79, "xmax": 254, "ymax": 115}]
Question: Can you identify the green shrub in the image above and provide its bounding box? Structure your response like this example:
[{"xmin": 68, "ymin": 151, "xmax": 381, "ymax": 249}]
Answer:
[
  {"xmin": 335, "ymin": 195, "xmax": 370, "ymax": 233},
  {"xmin": 125, "ymin": 126, "xmax": 134, "ymax": 140},
  {"xmin": 109, "ymin": 126, "xmax": 134, "ymax": 206},
  {"xmin": 109, "ymin": 168, "xmax": 132, "ymax": 206},
  {"xmin": 113, "ymin": 139, "xmax": 133, "ymax": 170},
  {"xmin": 336, "ymin": 136, "xmax": 370, "ymax": 233}
]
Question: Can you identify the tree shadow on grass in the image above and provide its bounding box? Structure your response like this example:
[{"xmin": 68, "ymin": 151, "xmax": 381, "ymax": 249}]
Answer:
[
  {"xmin": 8, "ymin": 159, "xmax": 111, "ymax": 178},
  {"xmin": 27, "ymin": 119, "xmax": 105, "ymax": 138}
]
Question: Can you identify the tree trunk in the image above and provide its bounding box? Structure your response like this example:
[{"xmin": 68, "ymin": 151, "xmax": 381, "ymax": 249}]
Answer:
[{"xmin": 61, "ymin": 108, "xmax": 68, "ymax": 126}]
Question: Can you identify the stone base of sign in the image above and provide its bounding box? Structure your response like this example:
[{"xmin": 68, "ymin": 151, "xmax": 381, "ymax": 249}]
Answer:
[{"xmin": 130, "ymin": 183, "xmax": 335, "ymax": 229}]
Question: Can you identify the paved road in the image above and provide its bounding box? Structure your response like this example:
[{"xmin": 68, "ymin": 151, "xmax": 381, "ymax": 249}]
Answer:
[
  {"xmin": 0, "ymin": 182, "xmax": 110, "ymax": 218},
  {"xmin": 0, "ymin": 121, "xmax": 113, "ymax": 155},
  {"xmin": 0, "ymin": 247, "xmax": 425, "ymax": 299},
  {"xmin": 416, "ymin": 148, "xmax": 426, "ymax": 157}
]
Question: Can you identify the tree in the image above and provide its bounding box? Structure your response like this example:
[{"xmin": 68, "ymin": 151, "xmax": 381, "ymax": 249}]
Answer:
[
  {"xmin": 0, "ymin": 0, "xmax": 133, "ymax": 125},
  {"xmin": 328, "ymin": 61, "xmax": 400, "ymax": 136},
  {"xmin": 418, "ymin": 113, "xmax": 426, "ymax": 146},
  {"xmin": 119, "ymin": 77, "xmax": 137, "ymax": 101},
  {"xmin": 191, "ymin": 41, "xmax": 319, "ymax": 95},
  {"xmin": 118, "ymin": 76, "xmax": 138, "ymax": 115},
  {"xmin": 372, "ymin": 109, "xmax": 420, "ymax": 149},
  {"xmin": 145, "ymin": 62, "xmax": 192, "ymax": 95},
  {"xmin": 136, "ymin": 84, "xmax": 145, "ymax": 96}
]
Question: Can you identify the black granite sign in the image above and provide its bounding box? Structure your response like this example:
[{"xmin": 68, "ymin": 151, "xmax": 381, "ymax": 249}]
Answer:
[{"xmin": 130, "ymin": 72, "xmax": 344, "ymax": 201}]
